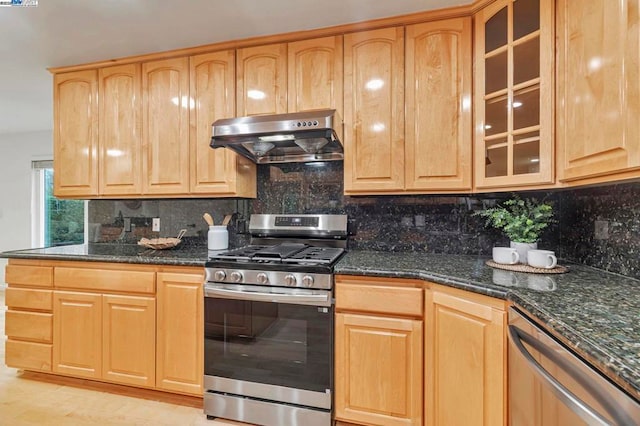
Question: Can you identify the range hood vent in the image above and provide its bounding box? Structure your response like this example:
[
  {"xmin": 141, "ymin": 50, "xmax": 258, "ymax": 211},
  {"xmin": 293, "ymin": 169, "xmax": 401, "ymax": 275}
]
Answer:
[{"xmin": 210, "ymin": 109, "xmax": 343, "ymax": 164}]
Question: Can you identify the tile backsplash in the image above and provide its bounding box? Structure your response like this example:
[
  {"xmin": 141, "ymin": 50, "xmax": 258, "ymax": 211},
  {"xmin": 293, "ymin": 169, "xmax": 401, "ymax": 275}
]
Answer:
[
  {"xmin": 88, "ymin": 162, "xmax": 640, "ymax": 280},
  {"xmin": 251, "ymin": 162, "xmax": 557, "ymax": 254},
  {"xmin": 555, "ymin": 182, "xmax": 640, "ymax": 279},
  {"xmin": 88, "ymin": 198, "xmax": 249, "ymax": 248}
]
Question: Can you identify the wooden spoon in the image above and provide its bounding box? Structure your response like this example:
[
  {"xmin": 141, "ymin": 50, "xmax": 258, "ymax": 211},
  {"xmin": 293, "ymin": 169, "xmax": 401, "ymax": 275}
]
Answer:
[
  {"xmin": 203, "ymin": 213, "xmax": 214, "ymax": 226},
  {"xmin": 222, "ymin": 214, "xmax": 232, "ymax": 226}
]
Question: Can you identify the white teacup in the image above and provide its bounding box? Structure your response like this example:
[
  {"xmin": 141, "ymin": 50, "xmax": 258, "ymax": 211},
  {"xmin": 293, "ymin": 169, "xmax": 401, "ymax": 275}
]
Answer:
[
  {"xmin": 527, "ymin": 249, "xmax": 557, "ymax": 269},
  {"xmin": 493, "ymin": 247, "xmax": 520, "ymax": 265}
]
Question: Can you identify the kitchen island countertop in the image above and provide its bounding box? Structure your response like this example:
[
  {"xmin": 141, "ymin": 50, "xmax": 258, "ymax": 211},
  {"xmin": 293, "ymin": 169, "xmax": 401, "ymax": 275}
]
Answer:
[{"xmin": 3, "ymin": 245, "xmax": 639, "ymax": 401}]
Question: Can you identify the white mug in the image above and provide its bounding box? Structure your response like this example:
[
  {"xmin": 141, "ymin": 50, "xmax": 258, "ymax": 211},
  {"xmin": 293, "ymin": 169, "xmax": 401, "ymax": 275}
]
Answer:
[
  {"xmin": 493, "ymin": 247, "xmax": 520, "ymax": 265},
  {"xmin": 527, "ymin": 249, "xmax": 557, "ymax": 269}
]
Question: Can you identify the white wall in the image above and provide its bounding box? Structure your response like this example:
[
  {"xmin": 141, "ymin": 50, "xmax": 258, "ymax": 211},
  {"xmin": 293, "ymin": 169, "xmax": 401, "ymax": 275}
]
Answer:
[{"xmin": 0, "ymin": 130, "xmax": 53, "ymax": 283}]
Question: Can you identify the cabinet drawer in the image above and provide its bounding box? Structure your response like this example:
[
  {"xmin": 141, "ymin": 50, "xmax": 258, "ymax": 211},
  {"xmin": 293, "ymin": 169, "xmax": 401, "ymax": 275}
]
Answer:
[
  {"xmin": 55, "ymin": 267, "xmax": 155, "ymax": 293},
  {"xmin": 5, "ymin": 265, "xmax": 53, "ymax": 287},
  {"xmin": 5, "ymin": 310, "xmax": 53, "ymax": 342},
  {"xmin": 336, "ymin": 282, "xmax": 423, "ymax": 317},
  {"xmin": 6, "ymin": 287, "xmax": 52, "ymax": 310},
  {"xmin": 5, "ymin": 339, "xmax": 52, "ymax": 372}
]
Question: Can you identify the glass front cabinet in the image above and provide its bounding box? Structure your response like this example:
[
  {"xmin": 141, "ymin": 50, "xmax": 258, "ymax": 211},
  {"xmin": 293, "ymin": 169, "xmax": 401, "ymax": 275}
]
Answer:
[{"xmin": 474, "ymin": 0, "xmax": 554, "ymax": 189}]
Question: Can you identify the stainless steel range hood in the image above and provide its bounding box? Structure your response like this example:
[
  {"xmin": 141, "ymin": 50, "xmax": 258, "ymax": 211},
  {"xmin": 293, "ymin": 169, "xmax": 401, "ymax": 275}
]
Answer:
[{"xmin": 210, "ymin": 109, "xmax": 343, "ymax": 164}]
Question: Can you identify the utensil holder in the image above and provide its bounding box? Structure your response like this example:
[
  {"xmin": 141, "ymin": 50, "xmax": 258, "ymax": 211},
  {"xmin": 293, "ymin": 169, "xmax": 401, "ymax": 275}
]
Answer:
[{"xmin": 208, "ymin": 226, "xmax": 229, "ymax": 250}]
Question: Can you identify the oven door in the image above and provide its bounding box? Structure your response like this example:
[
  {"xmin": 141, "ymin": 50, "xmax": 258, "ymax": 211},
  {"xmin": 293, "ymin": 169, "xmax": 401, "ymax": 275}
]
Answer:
[{"xmin": 203, "ymin": 282, "xmax": 333, "ymax": 410}]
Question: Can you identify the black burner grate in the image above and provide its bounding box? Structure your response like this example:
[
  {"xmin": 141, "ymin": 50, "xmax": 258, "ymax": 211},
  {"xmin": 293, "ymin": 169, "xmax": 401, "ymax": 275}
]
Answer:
[{"xmin": 209, "ymin": 243, "xmax": 344, "ymax": 265}]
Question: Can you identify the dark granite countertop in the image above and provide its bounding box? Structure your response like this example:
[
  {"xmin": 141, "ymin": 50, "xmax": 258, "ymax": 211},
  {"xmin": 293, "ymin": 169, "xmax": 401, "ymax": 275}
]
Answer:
[
  {"xmin": 336, "ymin": 250, "xmax": 640, "ymax": 402},
  {"xmin": 3, "ymin": 245, "xmax": 639, "ymax": 402},
  {"xmin": 0, "ymin": 243, "xmax": 210, "ymax": 267}
]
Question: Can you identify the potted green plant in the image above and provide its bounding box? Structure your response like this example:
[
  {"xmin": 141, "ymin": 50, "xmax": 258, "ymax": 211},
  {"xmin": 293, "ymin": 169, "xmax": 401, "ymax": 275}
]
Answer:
[{"xmin": 473, "ymin": 196, "xmax": 554, "ymax": 263}]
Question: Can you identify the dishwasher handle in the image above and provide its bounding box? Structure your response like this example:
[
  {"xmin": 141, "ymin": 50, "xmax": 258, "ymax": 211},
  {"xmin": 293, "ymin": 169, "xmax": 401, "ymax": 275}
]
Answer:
[{"xmin": 509, "ymin": 324, "xmax": 617, "ymax": 426}]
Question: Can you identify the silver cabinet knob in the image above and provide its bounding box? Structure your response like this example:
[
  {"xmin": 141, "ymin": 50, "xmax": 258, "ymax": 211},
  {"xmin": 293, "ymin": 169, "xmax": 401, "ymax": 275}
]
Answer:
[
  {"xmin": 214, "ymin": 270, "xmax": 226, "ymax": 281},
  {"xmin": 230, "ymin": 271, "xmax": 243, "ymax": 283},
  {"xmin": 284, "ymin": 274, "xmax": 297, "ymax": 286},
  {"xmin": 256, "ymin": 272, "xmax": 269, "ymax": 284},
  {"xmin": 302, "ymin": 275, "xmax": 314, "ymax": 287}
]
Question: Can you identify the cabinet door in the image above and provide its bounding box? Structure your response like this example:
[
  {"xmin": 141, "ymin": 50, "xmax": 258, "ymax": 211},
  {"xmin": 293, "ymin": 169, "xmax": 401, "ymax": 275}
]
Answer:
[
  {"xmin": 344, "ymin": 27, "xmax": 405, "ymax": 194},
  {"xmin": 474, "ymin": 0, "xmax": 554, "ymax": 189},
  {"xmin": 53, "ymin": 291, "xmax": 102, "ymax": 379},
  {"xmin": 156, "ymin": 272, "xmax": 203, "ymax": 395},
  {"xmin": 53, "ymin": 70, "xmax": 98, "ymax": 198},
  {"xmin": 556, "ymin": 0, "xmax": 640, "ymax": 183},
  {"xmin": 103, "ymin": 294, "xmax": 156, "ymax": 387},
  {"xmin": 406, "ymin": 18, "xmax": 472, "ymax": 192},
  {"xmin": 190, "ymin": 51, "xmax": 256, "ymax": 196},
  {"xmin": 425, "ymin": 289, "xmax": 506, "ymax": 426},
  {"xmin": 98, "ymin": 63, "xmax": 142, "ymax": 196},
  {"xmin": 335, "ymin": 313, "xmax": 422, "ymax": 426},
  {"xmin": 237, "ymin": 43, "xmax": 287, "ymax": 116},
  {"xmin": 288, "ymin": 35, "xmax": 343, "ymax": 119},
  {"xmin": 142, "ymin": 57, "xmax": 190, "ymax": 195}
]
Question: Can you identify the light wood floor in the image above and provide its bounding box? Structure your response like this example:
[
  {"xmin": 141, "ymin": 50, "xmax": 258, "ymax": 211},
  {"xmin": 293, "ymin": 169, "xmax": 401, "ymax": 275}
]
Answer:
[{"xmin": 0, "ymin": 286, "xmax": 248, "ymax": 425}]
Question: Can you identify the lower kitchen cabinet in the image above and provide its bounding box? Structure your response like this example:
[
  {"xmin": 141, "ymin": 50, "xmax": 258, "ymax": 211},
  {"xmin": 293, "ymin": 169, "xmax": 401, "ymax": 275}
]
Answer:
[
  {"xmin": 335, "ymin": 313, "xmax": 423, "ymax": 426},
  {"xmin": 53, "ymin": 290, "xmax": 156, "ymax": 387},
  {"xmin": 103, "ymin": 294, "xmax": 156, "ymax": 387},
  {"xmin": 335, "ymin": 276, "xmax": 424, "ymax": 426},
  {"xmin": 53, "ymin": 291, "xmax": 102, "ymax": 379},
  {"xmin": 156, "ymin": 271, "xmax": 203, "ymax": 395},
  {"xmin": 335, "ymin": 276, "xmax": 507, "ymax": 426},
  {"xmin": 4, "ymin": 262, "xmax": 54, "ymax": 372},
  {"xmin": 4, "ymin": 260, "xmax": 210, "ymax": 396},
  {"xmin": 425, "ymin": 284, "xmax": 507, "ymax": 426}
]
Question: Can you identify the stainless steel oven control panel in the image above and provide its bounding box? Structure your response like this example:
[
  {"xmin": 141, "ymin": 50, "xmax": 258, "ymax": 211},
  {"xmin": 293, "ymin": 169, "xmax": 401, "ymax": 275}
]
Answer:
[{"xmin": 205, "ymin": 268, "xmax": 332, "ymax": 290}]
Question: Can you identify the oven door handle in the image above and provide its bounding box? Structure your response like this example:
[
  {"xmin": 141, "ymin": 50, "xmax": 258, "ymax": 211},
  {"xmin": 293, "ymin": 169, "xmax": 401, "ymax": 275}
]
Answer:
[{"xmin": 204, "ymin": 285, "xmax": 332, "ymax": 307}]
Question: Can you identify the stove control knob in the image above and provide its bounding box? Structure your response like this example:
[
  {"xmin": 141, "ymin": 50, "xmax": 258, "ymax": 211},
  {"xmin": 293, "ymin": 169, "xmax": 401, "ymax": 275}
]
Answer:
[
  {"xmin": 256, "ymin": 272, "xmax": 269, "ymax": 284},
  {"xmin": 214, "ymin": 270, "xmax": 227, "ymax": 281},
  {"xmin": 284, "ymin": 274, "xmax": 297, "ymax": 286},
  {"xmin": 230, "ymin": 271, "xmax": 243, "ymax": 283},
  {"xmin": 302, "ymin": 275, "xmax": 314, "ymax": 287}
]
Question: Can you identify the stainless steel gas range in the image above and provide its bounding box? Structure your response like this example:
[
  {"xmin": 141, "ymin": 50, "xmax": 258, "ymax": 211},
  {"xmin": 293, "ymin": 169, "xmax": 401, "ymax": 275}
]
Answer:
[{"xmin": 203, "ymin": 214, "xmax": 347, "ymax": 426}]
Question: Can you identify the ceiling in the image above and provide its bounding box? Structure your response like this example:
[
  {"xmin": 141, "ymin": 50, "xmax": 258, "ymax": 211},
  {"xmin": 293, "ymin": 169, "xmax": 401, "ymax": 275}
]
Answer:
[{"xmin": 0, "ymin": 0, "xmax": 467, "ymax": 136}]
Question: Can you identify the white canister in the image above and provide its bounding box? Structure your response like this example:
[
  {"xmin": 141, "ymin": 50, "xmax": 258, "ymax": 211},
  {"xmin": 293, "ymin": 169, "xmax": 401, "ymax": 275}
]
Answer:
[{"xmin": 208, "ymin": 226, "xmax": 229, "ymax": 250}]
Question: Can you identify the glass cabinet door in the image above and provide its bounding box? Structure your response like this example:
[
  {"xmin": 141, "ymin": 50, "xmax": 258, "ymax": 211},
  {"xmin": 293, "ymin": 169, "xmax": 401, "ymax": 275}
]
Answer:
[{"xmin": 475, "ymin": 0, "xmax": 554, "ymax": 189}]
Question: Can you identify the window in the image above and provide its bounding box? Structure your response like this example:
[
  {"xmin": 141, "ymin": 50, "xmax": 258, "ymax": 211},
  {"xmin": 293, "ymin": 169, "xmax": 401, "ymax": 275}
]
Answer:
[{"xmin": 32, "ymin": 160, "xmax": 86, "ymax": 247}]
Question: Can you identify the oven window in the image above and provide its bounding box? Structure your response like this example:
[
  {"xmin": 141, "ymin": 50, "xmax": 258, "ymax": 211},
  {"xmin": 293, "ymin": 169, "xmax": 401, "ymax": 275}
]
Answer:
[{"xmin": 204, "ymin": 298, "xmax": 332, "ymax": 393}]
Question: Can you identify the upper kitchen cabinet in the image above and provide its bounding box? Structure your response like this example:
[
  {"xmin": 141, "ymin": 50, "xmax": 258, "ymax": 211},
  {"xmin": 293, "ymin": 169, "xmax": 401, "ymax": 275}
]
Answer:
[
  {"xmin": 142, "ymin": 57, "xmax": 191, "ymax": 195},
  {"xmin": 344, "ymin": 27, "xmax": 405, "ymax": 194},
  {"xmin": 405, "ymin": 17, "xmax": 472, "ymax": 192},
  {"xmin": 237, "ymin": 43, "xmax": 287, "ymax": 116},
  {"xmin": 288, "ymin": 36, "xmax": 343, "ymax": 117},
  {"xmin": 99, "ymin": 64, "xmax": 143, "ymax": 196},
  {"xmin": 556, "ymin": 0, "xmax": 640, "ymax": 185},
  {"xmin": 53, "ymin": 70, "xmax": 99, "ymax": 198},
  {"xmin": 189, "ymin": 51, "xmax": 256, "ymax": 197},
  {"xmin": 474, "ymin": 0, "xmax": 555, "ymax": 190}
]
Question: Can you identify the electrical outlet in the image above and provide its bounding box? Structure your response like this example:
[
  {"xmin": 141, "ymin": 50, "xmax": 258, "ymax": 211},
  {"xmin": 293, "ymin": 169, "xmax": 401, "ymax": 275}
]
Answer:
[
  {"xmin": 152, "ymin": 218, "xmax": 160, "ymax": 232},
  {"xmin": 594, "ymin": 220, "xmax": 609, "ymax": 240}
]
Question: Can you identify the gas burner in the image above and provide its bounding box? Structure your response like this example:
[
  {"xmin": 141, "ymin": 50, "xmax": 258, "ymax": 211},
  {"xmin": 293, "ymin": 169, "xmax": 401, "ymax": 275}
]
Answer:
[
  {"xmin": 206, "ymin": 214, "xmax": 348, "ymax": 289},
  {"xmin": 208, "ymin": 243, "xmax": 344, "ymax": 266}
]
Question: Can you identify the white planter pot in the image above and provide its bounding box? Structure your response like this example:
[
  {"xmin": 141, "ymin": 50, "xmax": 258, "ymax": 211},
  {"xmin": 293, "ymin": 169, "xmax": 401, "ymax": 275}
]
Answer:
[{"xmin": 510, "ymin": 241, "xmax": 538, "ymax": 264}]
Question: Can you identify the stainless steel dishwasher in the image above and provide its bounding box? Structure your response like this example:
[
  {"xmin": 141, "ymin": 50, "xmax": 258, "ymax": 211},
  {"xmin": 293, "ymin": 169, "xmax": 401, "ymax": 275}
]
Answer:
[{"xmin": 508, "ymin": 307, "xmax": 640, "ymax": 425}]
